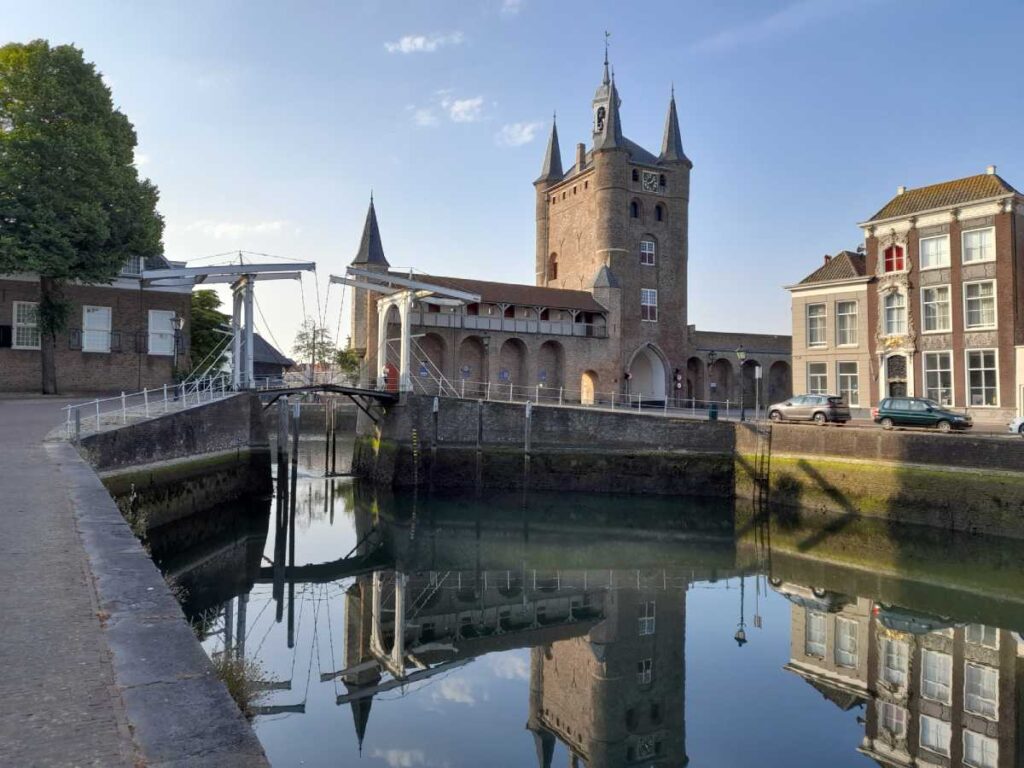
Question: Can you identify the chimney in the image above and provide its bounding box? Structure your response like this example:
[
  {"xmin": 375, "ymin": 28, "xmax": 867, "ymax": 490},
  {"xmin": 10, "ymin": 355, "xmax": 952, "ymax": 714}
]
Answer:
[
  {"xmin": 897, "ymin": 185, "xmax": 906, "ymax": 195},
  {"xmin": 823, "ymin": 254, "xmax": 831, "ymax": 264},
  {"xmin": 576, "ymin": 143, "xmax": 586, "ymax": 171},
  {"xmin": 986, "ymin": 164, "xmax": 997, "ymax": 175}
]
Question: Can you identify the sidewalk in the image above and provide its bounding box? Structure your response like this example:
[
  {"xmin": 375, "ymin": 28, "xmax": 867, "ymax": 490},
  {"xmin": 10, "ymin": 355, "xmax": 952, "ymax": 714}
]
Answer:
[{"xmin": 0, "ymin": 397, "xmax": 133, "ymax": 766}]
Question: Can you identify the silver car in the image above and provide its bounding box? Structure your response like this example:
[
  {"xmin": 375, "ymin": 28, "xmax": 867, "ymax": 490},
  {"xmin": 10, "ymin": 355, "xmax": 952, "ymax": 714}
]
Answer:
[{"xmin": 767, "ymin": 394, "xmax": 851, "ymax": 425}]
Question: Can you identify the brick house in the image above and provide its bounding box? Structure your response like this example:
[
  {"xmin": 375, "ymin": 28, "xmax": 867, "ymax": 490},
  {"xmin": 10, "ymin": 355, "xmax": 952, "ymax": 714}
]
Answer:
[
  {"xmin": 786, "ymin": 250, "xmax": 872, "ymax": 408},
  {"xmin": 861, "ymin": 167, "xmax": 1024, "ymax": 422},
  {"xmin": 0, "ymin": 255, "xmax": 191, "ymax": 393}
]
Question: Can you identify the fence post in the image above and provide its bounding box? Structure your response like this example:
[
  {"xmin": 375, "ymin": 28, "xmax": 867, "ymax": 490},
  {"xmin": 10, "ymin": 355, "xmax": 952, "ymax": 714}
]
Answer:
[
  {"xmin": 535, "ymin": 384, "xmax": 541, "ymax": 403},
  {"xmin": 74, "ymin": 407, "xmax": 81, "ymax": 442},
  {"xmin": 95, "ymin": 400, "xmax": 100, "ymax": 429},
  {"xmin": 638, "ymin": 393, "xmax": 642, "ymax": 412},
  {"xmin": 163, "ymin": 383, "xmax": 169, "ymax": 413},
  {"xmin": 559, "ymin": 387, "xmax": 563, "ymax": 406},
  {"xmin": 508, "ymin": 383, "xmax": 513, "ymax": 403},
  {"xmin": 663, "ymin": 396, "xmax": 668, "ymax": 415},
  {"xmin": 611, "ymin": 392, "xmax": 615, "ymax": 410},
  {"xmin": 486, "ymin": 381, "xmax": 491, "ymax": 401},
  {"xmin": 121, "ymin": 392, "xmax": 127, "ymax": 423},
  {"xmin": 461, "ymin": 379, "xmax": 465, "ymax": 399},
  {"xmin": 144, "ymin": 387, "xmax": 149, "ymax": 418}
]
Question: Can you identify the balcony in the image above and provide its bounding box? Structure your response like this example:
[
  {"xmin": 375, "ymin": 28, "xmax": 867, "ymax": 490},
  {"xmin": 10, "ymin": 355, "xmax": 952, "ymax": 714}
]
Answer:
[{"xmin": 408, "ymin": 311, "xmax": 607, "ymax": 338}]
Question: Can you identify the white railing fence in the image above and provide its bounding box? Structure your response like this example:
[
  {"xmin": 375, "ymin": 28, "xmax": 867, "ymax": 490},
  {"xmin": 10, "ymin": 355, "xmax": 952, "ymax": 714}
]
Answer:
[{"xmin": 63, "ymin": 373, "xmax": 233, "ymax": 440}]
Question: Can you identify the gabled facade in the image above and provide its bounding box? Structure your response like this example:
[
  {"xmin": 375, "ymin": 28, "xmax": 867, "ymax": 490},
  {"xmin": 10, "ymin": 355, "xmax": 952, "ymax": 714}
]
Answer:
[{"xmin": 0, "ymin": 255, "xmax": 191, "ymax": 392}]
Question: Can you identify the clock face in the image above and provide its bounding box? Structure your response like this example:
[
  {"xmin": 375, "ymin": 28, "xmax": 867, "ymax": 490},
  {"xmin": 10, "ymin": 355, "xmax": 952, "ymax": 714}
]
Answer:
[{"xmin": 641, "ymin": 171, "xmax": 658, "ymax": 192}]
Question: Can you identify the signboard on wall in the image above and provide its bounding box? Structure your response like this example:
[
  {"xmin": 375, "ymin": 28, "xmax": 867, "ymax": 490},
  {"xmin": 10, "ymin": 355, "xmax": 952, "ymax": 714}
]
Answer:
[{"xmin": 499, "ymin": 369, "xmax": 510, "ymax": 382}]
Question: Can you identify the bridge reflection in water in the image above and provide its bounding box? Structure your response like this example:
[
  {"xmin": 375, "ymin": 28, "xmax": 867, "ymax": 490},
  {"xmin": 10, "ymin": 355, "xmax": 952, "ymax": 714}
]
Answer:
[{"xmin": 146, "ymin": 443, "xmax": 1024, "ymax": 768}]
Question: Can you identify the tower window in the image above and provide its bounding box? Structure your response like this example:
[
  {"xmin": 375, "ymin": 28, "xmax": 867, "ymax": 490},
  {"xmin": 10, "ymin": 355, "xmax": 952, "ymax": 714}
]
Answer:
[
  {"xmin": 655, "ymin": 204, "xmax": 665, "ymax": 222},
  {"xmin": 548, "ymin": 253, "xmax": 558, "ymax": 281},
  {"xmin": 659, "ymin": 174, "xmax": 666, "ymax": 187},
  {"xmin": 640, "ymin": 290, "xmax": 658, "ymax": 323},
  {"xmin": 640, "ymin": 240, "xmax": 656, "ymax": 266},
  {"xmin": 632, "ymin": 169, "xmax": 639, "ymax": 182},
  {"xmin": 630, "ymin": 201, "xmax": 640, "ymax": 219}
]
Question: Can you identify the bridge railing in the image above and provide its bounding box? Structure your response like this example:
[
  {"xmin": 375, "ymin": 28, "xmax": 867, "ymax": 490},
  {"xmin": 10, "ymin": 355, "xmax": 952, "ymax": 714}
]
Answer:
[{"xmin": 62, "ymin": 373, "xmax": 234, "ymax": 440}]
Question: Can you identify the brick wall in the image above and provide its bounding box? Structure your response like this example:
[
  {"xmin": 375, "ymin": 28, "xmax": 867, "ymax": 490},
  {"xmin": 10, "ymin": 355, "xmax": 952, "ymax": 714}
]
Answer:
[{"xmin": 0, "ymin": 278, "xmax": 190, "ymax": 393}]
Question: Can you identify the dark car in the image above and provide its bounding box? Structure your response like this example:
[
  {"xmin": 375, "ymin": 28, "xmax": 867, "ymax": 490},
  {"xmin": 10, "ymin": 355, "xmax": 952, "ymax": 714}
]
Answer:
[
  {"xmin": 767, "ymin": 394, "xmax": 851, "ymax": 425},
  {"xmin": 871, "ymin": 397, "xmax": 972, "ymax": 433}
]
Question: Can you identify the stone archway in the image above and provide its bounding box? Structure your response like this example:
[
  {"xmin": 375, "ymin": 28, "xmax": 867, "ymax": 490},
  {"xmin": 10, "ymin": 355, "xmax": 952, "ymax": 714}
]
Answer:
[
  {"xmin": 686, "ymin": 357, "xmax": 705, "ymax": 405},
  {"xmin": 537, "ymin": 340, "xmax": 565, "ymax": 401},
  {"xmin": 581, "ymin": 370, "xmax": 599, "ymax": 405},
  {"xmin": 498, "ymin": 338, "xmax": 527, "ymax": 397},
  {"xmin": 628, "ymin": 345, "xmax": 667, "ymax": 402},
  {"xmin": 457, "ymin": 336, "xmax": 486, "ymax": 397},
  {"xmin": 886, "ymin": 354, "xmax": 908, "ymax": 397},
  {"xmin": 416, "ymin": 333, "xmax": 447, "ymax": 392},
  {"xmin": 741, "ymin": 359, "xmax": 760, "ymax": 408},
  {"xmin": 709, "ymin": 358, "xmax": 734, "ymax": 404},
  {"xmin": 768, "ymin": 361, "xmax": 791, "ymax": 403}
]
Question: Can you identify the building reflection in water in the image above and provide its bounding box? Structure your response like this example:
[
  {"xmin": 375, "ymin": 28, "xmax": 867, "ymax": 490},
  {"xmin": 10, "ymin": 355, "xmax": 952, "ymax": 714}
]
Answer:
[{"xmin": 777, "ymin": 580, "xmax": 1024, "ymax": 768}]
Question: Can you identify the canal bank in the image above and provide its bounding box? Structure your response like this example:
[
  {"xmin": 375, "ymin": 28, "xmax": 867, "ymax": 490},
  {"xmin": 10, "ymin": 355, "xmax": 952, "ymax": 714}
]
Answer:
[
  {"xmin": 0, "ymin": 396, "xmax": 269, "ymax": 767},
  {"xmin": 354, "ymin": 394, "xmax": 1024, "ymax": 538}
]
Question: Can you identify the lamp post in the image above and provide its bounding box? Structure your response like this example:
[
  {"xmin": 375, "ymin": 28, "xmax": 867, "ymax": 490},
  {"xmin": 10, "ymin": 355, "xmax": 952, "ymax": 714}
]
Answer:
[
  {"xmin": 481, "ymin": 334, "xmax": 491, "ymax": 398},
  {"xmin": 736, "ymin": 345, "xmax": 747, "ymax": 422},
  {"xmin": 734, "ymin": 575, "xmax": 748, "ymax": 647},
  {"xmin": 706, "ymin": 350, "xmax": 717, "ymax": 406}
]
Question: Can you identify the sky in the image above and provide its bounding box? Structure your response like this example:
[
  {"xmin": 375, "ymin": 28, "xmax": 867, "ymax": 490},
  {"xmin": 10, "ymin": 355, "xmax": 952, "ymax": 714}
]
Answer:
[{"xmin": 5, "ymin": 0, "xmax": 1024, "ymax": 353}]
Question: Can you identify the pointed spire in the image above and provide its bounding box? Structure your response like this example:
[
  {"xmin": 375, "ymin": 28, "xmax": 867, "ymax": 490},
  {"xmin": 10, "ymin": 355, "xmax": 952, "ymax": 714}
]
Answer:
[
  {"xmin": 535, "ymin": 116, "xmax": 563, "ymax": 184},
  {"xmin": 532, "ymin": 728, "xmax": 555, "ymax": 768},
  {"xmin": 348, "ymin": 689, "xmax": 373, "ymax": 754},
  {"xmin": 351, "ymin": 193, "xmax": 389, "ymax": 266},
  {"xmin": 659, "ymin": 86, "xmax": 690, "ymax": 166},
  {"xmin": 602, "ymin": 30, "xmax": 610, "ymax": 86},
  {"xmin": 593, "ymin": 75, "xmax": 623, "ymax": 152}
]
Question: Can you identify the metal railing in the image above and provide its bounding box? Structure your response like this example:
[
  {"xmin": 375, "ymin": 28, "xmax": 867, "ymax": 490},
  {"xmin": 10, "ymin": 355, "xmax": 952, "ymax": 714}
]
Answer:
[
  {"xmin": 406, "ymin": 311, "xmax": 608, "ymax": 338},
  {"xmin": 63, "ymin": 373, "xmax": 233, "ymax": 440}
]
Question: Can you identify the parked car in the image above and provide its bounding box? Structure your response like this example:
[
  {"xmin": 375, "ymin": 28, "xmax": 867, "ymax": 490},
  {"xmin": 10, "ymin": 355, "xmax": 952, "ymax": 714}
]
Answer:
[
  {"xmin": 767, "ymin": 394, "xmax": 851, "ymax": 425},
  {"xmin": 1009, "ymin": 415, "xmax": 1024, "ymax": 437},
  {"xmin": 871, "ymin": 397, "xmax": 971, "ymax": 433},
  {"xmin": 769, "ymin": 580, "xmax": 854, "ymax": 613},
  {"xmin": 873, "ymin": 603, "xmax": 957, "ymax": 635}
]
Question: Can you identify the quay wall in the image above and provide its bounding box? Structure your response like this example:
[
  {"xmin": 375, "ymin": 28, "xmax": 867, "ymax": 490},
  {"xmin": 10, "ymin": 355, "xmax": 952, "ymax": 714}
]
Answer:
[{"xmin": 355, "ymin": 394, "xmax": 1024, "ymax": 538}]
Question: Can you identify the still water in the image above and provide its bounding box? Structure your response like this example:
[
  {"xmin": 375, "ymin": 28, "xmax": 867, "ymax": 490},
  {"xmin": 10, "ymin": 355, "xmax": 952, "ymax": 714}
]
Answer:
[{"xmin": 150, "ymin": 441, "xmax": 1024, "ymax": 768}]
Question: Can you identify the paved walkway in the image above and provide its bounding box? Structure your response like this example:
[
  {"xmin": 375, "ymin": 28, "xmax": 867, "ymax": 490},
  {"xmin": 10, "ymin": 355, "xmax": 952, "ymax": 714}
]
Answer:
[{"xmin": 0, "ymin": 397, "xmax": 133, "ymax": 767}]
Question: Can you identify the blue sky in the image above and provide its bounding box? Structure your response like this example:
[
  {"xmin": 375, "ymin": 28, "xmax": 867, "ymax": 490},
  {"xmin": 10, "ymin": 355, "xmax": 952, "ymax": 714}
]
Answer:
[{"xmin": 5, "ymin": 0, "xmax": 1024, "ymax": 351}]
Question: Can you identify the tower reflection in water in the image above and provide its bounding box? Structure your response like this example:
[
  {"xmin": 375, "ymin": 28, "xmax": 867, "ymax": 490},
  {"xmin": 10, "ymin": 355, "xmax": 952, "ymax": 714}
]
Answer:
[{"xmin": 150, "ymin": 457, "xmax": 1024, "ymax": 768}]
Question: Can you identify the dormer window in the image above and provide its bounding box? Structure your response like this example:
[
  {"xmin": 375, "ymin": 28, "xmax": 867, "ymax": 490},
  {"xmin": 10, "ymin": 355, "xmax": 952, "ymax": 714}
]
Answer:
[
  {"xmin": 122, "ymin": 255, "xmax": 144, "ymax": 276},
  {"xmin": 883, "ymin": 245, "xmax": 904, "ymax": 272}
]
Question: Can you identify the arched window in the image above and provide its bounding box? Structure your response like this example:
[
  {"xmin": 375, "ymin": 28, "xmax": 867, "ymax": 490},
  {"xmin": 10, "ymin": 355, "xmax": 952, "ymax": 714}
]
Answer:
[
  {"xmin": 503, "ymin": 305, "xmax": 515, "ymax": 319},
  {"xmin": 548, "ymin": 253, "xmax": 558, "ymax": 281},
  {"xmin": 655, "ymin": 203, "xmax": 665, "ymax": 222},
  {"xmin": 659, "ymin": 174, "xmax": 666, "ymax": 187},
  {"xmin": 884, "ymin": 245, "xmax": 905, "ymax": 272},
  {"xmin": 640, "ymin": 239, "xmax": 656, "ymax": 266},
  {"xmin": 632, "ymin": 169, "xmax": 639, "ymax": 182},
  {"xmin": 884, "ymin": 291, "xmax": 906, "ymax": 335},
  {"xmin": 630, "ymin": 201, "xmax": 640, "ymax": 219}
]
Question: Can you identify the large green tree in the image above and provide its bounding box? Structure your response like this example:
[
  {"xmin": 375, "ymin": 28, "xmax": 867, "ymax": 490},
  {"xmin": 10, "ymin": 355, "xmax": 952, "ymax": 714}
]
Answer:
[
  {"xmin": 189, "ymin": 289, "xmax": 230, "ymax": 375},
  {"xmin": 0, "ymin": 40, "xmax": 164, "ymax": 393}
]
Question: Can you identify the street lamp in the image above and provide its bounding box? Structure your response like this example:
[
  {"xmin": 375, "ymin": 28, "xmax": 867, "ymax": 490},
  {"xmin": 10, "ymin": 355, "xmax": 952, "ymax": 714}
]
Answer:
[
  {"xmin": 735, "ymin": 346, "xmax": 747, "ymax": 422},
  {"xmin": 734, "ymin": 575, "xmax": 748, "ymax": 647},
  {"xmin": 705, "ymin": 350, "xmax": 718, "ymax": 408}
]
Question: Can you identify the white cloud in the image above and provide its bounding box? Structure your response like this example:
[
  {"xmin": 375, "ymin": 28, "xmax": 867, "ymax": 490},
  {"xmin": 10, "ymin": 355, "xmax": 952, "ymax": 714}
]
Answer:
[
  {"xmin": 488, "ymin": 653, "xmax": 529, "ymax": 679},
  {"xmin": 133, "ymin": 150, "xmax": 150, "ymax": 167},
  {"xmin": 370, "ymin": 749, "xmax": 426, "ymax": 768},
  {"xmin": 183, "ymin": 219, "xmax": 290, "ymax": 241},
  {"xmin": 432, "ymin": 677, "xmax": 475, "ymax": 705},
  {"xmin": 441, "ymin": 95, "xmax": 484, "ymax": 123},
  {"xmin": 495, "ymin": 121, "xmax": 543, "ymax": 147},
  {"xmin": 412, "ymin": 108, "xmax": 439, "ymax": 127},
  {"xmin": 385, "ymin": 32, "xmax": 464, "ymax": 54},
  {"xmin": 500, "ymin": 0, "xmax": 523, "ymax": 15},
  {"xmin": 691, "ymin": 0, "xmax": 872, "ymax": 54}
]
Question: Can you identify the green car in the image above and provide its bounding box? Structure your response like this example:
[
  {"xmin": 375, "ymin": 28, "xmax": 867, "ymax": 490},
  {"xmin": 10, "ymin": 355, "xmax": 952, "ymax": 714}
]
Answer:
[{"xmin": 871, "ymin": 397, "xmax": 972, "ymax": 433}]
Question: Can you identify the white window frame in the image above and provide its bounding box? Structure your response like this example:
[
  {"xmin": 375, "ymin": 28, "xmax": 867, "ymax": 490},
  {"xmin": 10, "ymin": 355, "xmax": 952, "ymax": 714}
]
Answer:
[
  {"xmin": 640, "ymin": 289, "xmax": 658, "ymax": 323},
  {"xmin": 636, "ymin": 658, "xmax": 652, "ymax": 684},
  {"xmin": 921, "ymin": 284, "xmax": 951, "ymax": 333},
  {"xmin": 121, "ymin": 255, "xmax": 144, "ymax": 276},
  {"xmin": 879, "ymin": 700, "xmax": 907, "ymax": 738},
  {"xmin": 835, "ymin": 301, "xmax": 858, "ymax": 347},
  {"xmin": 963, "ymin": 279, "xmax": 997, "ymax": 331},
  {"xmin": 638, "ymin": 601, "xmax": 656, "ymax": 636},
  {"xmin": 919, "ymin": 234, "xmax": 950, "ymax": 270},
  {"xmin": 965, "ymin": 349, "xmax": 999, "ymax": 408},
  {"xmin": 147, "ymin": 309, "xmax": 177, "ymax": 357},
  {"xmin": 920, "ymin": 649, "xmax": 952, "ymax": 704},
  {"xmin": 966, "ymin": 624, "xmax": 1000, "ymax": 650},
  {"xmin": 834, "ymin": 617, "xmax": 858, "ymax": 668},
  {"xmin": 963, "ymin": 729, "xmax": 999, "ymax": 768},
  {"xmin": 836, "ymin": 362, "xmax": 859, "ymax": 406},
  {"xmin": 12, "ymin": 301, "xmax": 41, "ymax": 350},
  {"xmin": 964, "ymin": 662, "xmax": 999, "ymax": 720},
  {"xmin": 806, "ymin": 303, "xmax": 826, "ymax": 348},
  {"xmin": 923, "ymin": 351, "xmax": 954, "ymax": 406},
  {"xmin": 883, "ymin": 291, "xmax": 906, "ymax": 336},
  {"xmin": 82, "ymin": 305, "xmax": 112, "ymax": 354},
  {"xmin": 919, "ymin": 714, "xmax": 951, "ymax": 757},
  {"xmin": 639, "ymin": 239, "xmax": 656, "ymax": 266},
  {"xmin": 962, "ymin": 226, "xmax": 996, "ymax": 265},
  {"xmin": 881, "ymin": 637, "xmax": 909, "ymax": 687},
  {"xmin": 805, "ymin": 609, "xmax": 826, "ymax": 658},
  {"xmin": 806, "ymin": 362, "xmax": 827, "ymax": 396}
]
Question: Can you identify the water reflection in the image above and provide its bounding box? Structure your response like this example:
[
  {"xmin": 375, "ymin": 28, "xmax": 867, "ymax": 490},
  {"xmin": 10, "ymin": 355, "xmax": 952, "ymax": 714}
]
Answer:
[{"xmin": 146, "ymin": 444, "xmax": 1024, "ymax": 768}]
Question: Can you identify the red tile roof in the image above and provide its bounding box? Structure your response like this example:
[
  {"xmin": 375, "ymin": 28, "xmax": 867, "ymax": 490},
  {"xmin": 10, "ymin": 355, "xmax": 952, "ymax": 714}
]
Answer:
[{"xmin": 797, "ymin": 251, "xmax": 867, "ymax": 285}]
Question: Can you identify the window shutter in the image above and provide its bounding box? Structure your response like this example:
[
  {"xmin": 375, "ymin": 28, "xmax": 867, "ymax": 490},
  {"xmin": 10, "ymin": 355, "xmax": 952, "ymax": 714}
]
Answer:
[{"xmin": 0, "ymin": 325, "xmax": 11, "ymax": 348}]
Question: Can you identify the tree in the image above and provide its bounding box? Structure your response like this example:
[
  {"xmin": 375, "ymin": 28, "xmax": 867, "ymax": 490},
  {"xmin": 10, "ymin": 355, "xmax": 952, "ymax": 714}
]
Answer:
[
  {"xmin": 189, "ymin": 290, "xmax": 230, "ymax": 374},
  {"xmin": 0, "ymin": 40, "xmax": 164, "ymax": 393},
  {"xmin": 291, "ymin": 318, "xmax": 334, "ymax": 369}
]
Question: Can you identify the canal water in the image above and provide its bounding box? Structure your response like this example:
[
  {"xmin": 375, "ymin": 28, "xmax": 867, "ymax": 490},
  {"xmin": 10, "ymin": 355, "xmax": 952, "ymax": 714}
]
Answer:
[{"xmin": 148, "ymin": 439, "xmax": 1024, "ymax": 768}]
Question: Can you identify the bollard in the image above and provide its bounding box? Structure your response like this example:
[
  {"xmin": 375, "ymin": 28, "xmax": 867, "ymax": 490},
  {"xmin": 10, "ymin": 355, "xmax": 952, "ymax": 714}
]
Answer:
[{"xmin": 709, "ymin": 402, "xmax": 719, "ymax": 422}]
